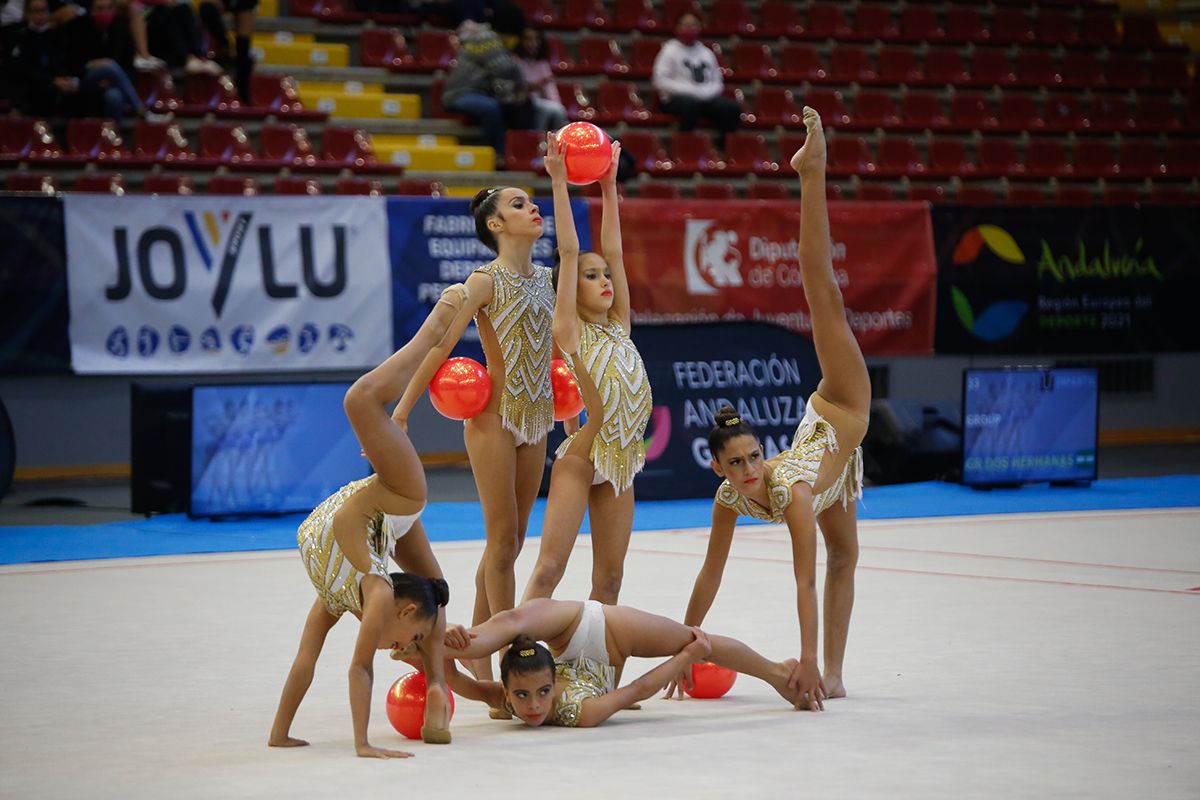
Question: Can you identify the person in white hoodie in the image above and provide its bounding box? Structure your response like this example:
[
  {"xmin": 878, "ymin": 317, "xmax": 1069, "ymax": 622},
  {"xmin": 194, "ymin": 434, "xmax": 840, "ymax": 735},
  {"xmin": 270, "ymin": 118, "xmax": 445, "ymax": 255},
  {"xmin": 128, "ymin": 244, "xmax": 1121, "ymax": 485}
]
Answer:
[{"xmin": 651, "ymin": 12, "xmax": 741, "ymax": 144}]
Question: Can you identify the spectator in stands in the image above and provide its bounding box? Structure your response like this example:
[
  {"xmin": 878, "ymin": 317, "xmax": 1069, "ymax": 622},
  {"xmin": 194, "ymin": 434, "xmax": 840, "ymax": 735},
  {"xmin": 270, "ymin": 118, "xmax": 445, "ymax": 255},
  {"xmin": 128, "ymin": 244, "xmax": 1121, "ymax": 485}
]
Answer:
[
  {"xmin": 442, "ymin": 18, "xmax": 534, "ymax": 166},
  {"xmin": 144, "ymin": 0, "xmax": 222, "ymax": 76},
  {"xmin": 514, "ymin": 26, "xmax": 566, "ymax": 133},
  {"xmin": 7, "ymin": 0, "xmax": 80, "ymax": 115},
  {"xmin": 196, "ymin": 0, "xmax": 256, "ymax": 102},
  {"xmin": 651, "ymin": 12, "xmax": 741, "ymax": 144},
  {"xmin": 59, "ymin": 0, "xmax": 155, "ymax": 123}
]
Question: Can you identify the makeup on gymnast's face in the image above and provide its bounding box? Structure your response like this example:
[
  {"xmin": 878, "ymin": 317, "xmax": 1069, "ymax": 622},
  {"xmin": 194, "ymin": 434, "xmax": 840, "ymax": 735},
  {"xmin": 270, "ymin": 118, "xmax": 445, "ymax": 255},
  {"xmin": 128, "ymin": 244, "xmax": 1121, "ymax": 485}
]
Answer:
[
  {"xmin": 577, "ymin": 253, "xmax": 613, "ymax": 312},
  {"xmin": 504, "ymin": 669, "xmax": 556, "ymax": 726},
  {"xmin": 713, "ymin": 434, "xmax": 764, "ymax": 487}
]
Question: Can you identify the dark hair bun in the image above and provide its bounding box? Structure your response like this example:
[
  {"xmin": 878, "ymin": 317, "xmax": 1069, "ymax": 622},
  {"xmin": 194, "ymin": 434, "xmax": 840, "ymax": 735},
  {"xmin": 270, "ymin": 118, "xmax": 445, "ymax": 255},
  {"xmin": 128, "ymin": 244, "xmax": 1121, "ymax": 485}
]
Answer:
[
  {"xmin": 714, "ymin": 405, "xmax": 739, "ymax": 425},
  {"xmin": 429, "ymin": 577, "xmax": 450, "ymax": 607},
  {"xmin": 468, "ymin": 188, "xmax": 493, "ymax": 215},
  {"xmin": 512, "ymin": 633, "xmax": 537, "ymax": 651}
]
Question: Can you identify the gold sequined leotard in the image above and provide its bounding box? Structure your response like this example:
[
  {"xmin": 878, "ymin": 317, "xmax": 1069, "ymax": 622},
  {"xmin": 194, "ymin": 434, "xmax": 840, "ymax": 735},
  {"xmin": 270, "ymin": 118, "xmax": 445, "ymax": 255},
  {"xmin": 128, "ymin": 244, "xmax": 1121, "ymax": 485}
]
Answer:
[
  {"xmin": 555, "ymin": 319, "xmax": 653, "ymax": 494},
  {"xmin": 297, "ymin": 476, "xmax": 423, "ymax": 616},
  {"xmin": 475, "ymin": 261, "xmax": 556, "ymax": 445},
  {"xmin": 716, "ymin": 393, "xmax": 866, "ymax": 521}
]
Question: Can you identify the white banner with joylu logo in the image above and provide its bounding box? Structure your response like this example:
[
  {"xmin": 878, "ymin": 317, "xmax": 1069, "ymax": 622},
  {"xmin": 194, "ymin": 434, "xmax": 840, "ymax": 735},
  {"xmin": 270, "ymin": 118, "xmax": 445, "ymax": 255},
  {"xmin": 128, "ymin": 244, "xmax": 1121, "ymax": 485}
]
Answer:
[{"xmin": 64, "ymin": 195, "xmax": 392, "ymax": 373}]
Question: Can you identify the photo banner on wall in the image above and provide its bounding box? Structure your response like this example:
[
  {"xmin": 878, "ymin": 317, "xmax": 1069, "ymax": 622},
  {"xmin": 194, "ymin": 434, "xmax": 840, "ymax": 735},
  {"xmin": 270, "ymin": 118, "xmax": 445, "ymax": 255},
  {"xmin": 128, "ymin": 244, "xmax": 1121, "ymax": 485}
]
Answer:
[
  {"xmin": 587, "ymin": 199, "xmax": 937, "ymax": 356},
  {"xmin": 63, "ymin": 195, "xmax": 393, "ymax": 374},
  {"xmin": 933, "ymin": 205, "xmax": 1200, "ymax": 354},
  {"xmin": 385, "ymin": 196, "xmax": 593, "ymax": 355},
  {"xmin": 549, "ymin": 321, "xmax": 820, "ymax": 501},
  {"xmin": 0, "ymin": 196, "xmax": 71, "ymax": 374}
]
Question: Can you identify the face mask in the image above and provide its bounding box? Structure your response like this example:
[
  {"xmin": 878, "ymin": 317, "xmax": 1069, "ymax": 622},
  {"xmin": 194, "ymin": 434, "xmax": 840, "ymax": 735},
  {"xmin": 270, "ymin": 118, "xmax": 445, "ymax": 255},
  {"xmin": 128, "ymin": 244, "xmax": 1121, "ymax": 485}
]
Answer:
[
  {"xmin": 92, "ymin": 10, "xmax": 115, "ymax": 28},
  {"xmin": 677, "ymin": 30, "xmax": 699, "ymax": 45},
  {"xmin": 31, "ymin": 21, "xmax": 51, "ymax": 32}
]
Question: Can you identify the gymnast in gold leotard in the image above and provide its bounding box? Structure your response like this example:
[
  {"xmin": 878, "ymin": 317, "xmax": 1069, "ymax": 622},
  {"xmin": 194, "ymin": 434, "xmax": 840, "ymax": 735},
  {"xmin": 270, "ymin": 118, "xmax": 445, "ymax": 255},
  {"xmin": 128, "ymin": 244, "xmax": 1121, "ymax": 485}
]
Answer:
[{"xmin": 521, "ymin": 136, "xmax": 653, "ymax": 608}]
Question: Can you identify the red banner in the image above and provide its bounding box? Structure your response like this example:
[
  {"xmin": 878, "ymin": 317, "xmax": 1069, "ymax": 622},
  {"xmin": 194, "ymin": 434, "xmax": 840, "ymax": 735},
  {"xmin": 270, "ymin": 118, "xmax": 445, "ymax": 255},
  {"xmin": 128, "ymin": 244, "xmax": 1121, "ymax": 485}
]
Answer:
[{"xmin": 588, "ymin": 199, "xmax": 936, "ymax": 355}]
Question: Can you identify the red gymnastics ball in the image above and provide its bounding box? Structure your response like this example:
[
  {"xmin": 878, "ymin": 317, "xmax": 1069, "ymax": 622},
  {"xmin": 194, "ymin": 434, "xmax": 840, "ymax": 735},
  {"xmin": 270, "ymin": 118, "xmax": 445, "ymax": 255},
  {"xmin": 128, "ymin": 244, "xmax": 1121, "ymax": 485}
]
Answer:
[
  {"xmin": 685, "ymin": 662, "xmax": 738, "ymax": 699},
  {"xmin": 386, "ymin": 671, "xmax": 456, "ymax": 741},
  {"xmin": 550, "ymin": 358, "xmax": 585, "ymax": 421},
  {"xmin": 556, "ymin": 122, "xmax": 613, "ymax": 185},
  {"xmin": 429, "ymin": 357, "xmax": 492, "ymax": 420}
]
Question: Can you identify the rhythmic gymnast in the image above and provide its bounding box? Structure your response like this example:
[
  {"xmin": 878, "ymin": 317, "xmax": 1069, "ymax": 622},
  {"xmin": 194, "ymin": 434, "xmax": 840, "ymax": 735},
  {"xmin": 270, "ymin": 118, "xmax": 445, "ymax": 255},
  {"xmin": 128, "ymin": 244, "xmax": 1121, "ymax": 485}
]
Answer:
[
  {"xmin": 268, "ymin": 286, "xmax": 467, "ymax": 757},
  {"xmin": 522, "ymin": 136, "xmax": 652, "ymax": 606},
  {"xmin": 441, "ymin": 598, "xmax": 803, "ymax": 727},
  {"xmin": 393, "ymin": 183, "xmax": 557, "ymax": 695},
  {"xmin": 672, "ymin": 108, "xmax": 871, "ymax": 711}
]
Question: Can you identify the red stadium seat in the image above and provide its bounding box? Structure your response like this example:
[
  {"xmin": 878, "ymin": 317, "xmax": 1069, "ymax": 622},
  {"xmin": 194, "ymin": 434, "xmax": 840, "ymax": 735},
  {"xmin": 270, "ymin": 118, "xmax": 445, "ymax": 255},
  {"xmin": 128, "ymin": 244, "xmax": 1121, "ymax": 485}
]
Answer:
[
  {"xmin": 693, "ymin": 182, "xmax": 736, "ymax": 200},
  {"xmin": 1008, "ymin": 183, "xmax": 1048, "ymax": 205},
  {"xmin": 0, "ymin": 117, "xmax": 64, "ymax": 162},
  {"xmin": 977, "ymin": 139, "xmax": 1024, "ymax": 178},
  {"xmin": 1147, "ymin": 183, "xmax": 1196, "ymax": 205},
  {"xmin": 274, "ymin": 175, "xmax": 323, "ymax": 195},
  {"xmin": 1055, "ymin": 183, "xmax": 1096, "ymax": 206},
  {"xmin": 724, "ymin": 132, "xmax": 780, "ymax": 176},
  {"xmin": 133, "ymin": 120, "xmax": 194, "ymax": 163},
  {"xmin": 321, "ymin": 126, "xmax": 378, "ymax": 169},
  {"xmin": 1081, "ymin": 12, "xmax": 1119, "ymax": 48},
  {"xmin": 829, "ymin": 46, "xmax": 876, "ymax": 83},
  {"xmin": 1062, "ymin": 50, "xmax": 1101, "ymax": 90},
  {"xmin": 777, "ymin": 133, "xmax": 807, "ymax": 168},
  {"xmin": 969, "ymin": 49, "xmax": 1016, "ymax": 87},
  {"xmin": 619, "ymin": 130, "xmax": 673, "ymax": 174},
  {"xmin": 360, "ymin": 28, "xmax": 414, "ymax": 70},
  {"xmin": 1073, "ymin": 139, "xmax": 1119, "ymax": 179},
  {"xmin": 661, "ymin": 0, "xmax": 701, "ymax": 29},
  {"xmin": 4, "ymin": 172, "xmax": 57, "ymax": 193},
  {"xmin": 1134, "ymin": 96, "xmax": 1179, "ymax": 132},
  {"xmin": 778, "ymin": 44, "xmax": 826, "ymax": 83},
  {"xmin": 878, "ymin": 47, "xmax": 922, "ymax": 84},
  {"xmin": 1106, "ymin": 52, "xmax": 1149, "ymax": 91},
  {"xmin": 906, "ymin": 183, "xmax": 946, "ymax": 203},
  {"xmin": 505, "ymin": 130, "xmax": 546, "ymax": 172},
  {"xmin": 750, "ymin": 86, "xmax": 802, "ymax": 128},
  {"xmin": 515, "ymin": 0, "xmax": 555, "ymax": 27},
  {"xmin": 197, "ymin": 123, "xmax": 258, "ymax": 166},
  {"xmin": 1103, "ymin": 183, "xmax": 1142, "ymax": 205},
  {"xmin": 250, "ymin": 74, "xmax": 321, "ymax": 119},
  {"xmin": 610, "ymin": 0, "xmax": 659, "ymax": 33},
  {"xmin": 745, "ymin": 182, "xmax": 789, "ymax": 200},
  {"xmin": 627, "ymin": 38, "xmax": 661, "ymax": 80},
  {"xmin": 854, "ymin": 91, "xmax": 899, "ymax": 129},
  {"xmin": 142, "ymin": 174, "xmax": 195, "ymax": 194},
  {"xmin": 184, "ymin": 73, "xmax": 242, "ymax": 113},
  {"xmin": 1016, "ymin": 51, "xmax": 1060, "ymax": 89},
  {"xmin": 1149, "ymin": 54, "xmax": 1191, "ymax": 91},
  {"xmin": 855, "ymin": 182, "xmax": 894, "ymax": 201},
  {"xmin": 992, "ymin": 8, "xmax": 1035, "ymax": 45},
  {"xmin": 802, "ymin": 88, "xmax": 850, "ymax": 127},
  {"xmin": 594, "ymin": 81, "xmax": 654, "ymax": 125},
  {"xmin": 945, "ymin": 7, "xmax": 987, "ymax": 44},
  {"xmin": 416, "ymin": 30, "xmax": 456, "ymax": 71},
  {"xmin": 899, "ymin": 7, "xmax": 942, "ymax": 43},
  {"xmin": 573, "ymin": 36, "xmax": 629, "ymax": 77},
  {"xmin": 997, "ymin": 94, "xmax": 1042, "ymax": 133},
  {"xmin": 428, "ymin": 79, "xmax": 468, "ymax": 122},
  {"xmin": 732, "ymin": 42, "xmax": 778, "ymax": 81},
  {"xmin": 207, "ymin": 175, "xmax": 260, "ymax": 195},
  {"xmin": 877, "ymin": 136, "xmax": 925, "ymax": 177},
  {"xmin": 900, "ymin": 93, "xmax": 948, "ymax": 130},
  {"xmin": 67, "ymin": 118, "xmax": 134, "ymax": 162},
  {"xmin": 135, "ymin": 69, "xmax": 185, "ymax": 114},
  {"xmin": 1044, "ymin": 93, "xmax": 1087, "ymax": 133},
  {"xmin": 854, "ymin": 4, "xmax": 898, "ymax": 41},
  {"xmin": 1118, "ymin": 140, "xmax": 1165, "ymax": 179},
  {"xmin": 259, "ymin": 124, "xmax": 321, "ymax": 168},
  {"xmin": 72, "ymin": 173, "xmax": 127, "ymax": 194},
  {"xmin": 927, "ymin": 138, "xmax": 976, "ymax": 178},
  {"xmin": 1091, "ymin": 95, "xmax": 1134, "ymax": 132},
  {"xmin": 1024, "ymin": 139, "xmax": 1072, "ymax": 179},
  {"xmin": 395, "ymin": 179, "xmax": 446, "ymax": 196},
  {"xmin": 827, "ymin": 136, "xmax": 877, "ymax": 177},
  {"xmin": 708, "ymin": 0, "xmax": 755, "ymax": 37},
  {"xmin": 1121, "ymin": 15, "xmax": 1164, "ymax": 48},
  {"xmin": 924, "ymin": 48, "xmax": 970, "ymax": 86},
  {"xmin": 949, "ymin": 94, "xmax": 997, "ymax": 131},
  {"xmin": 958, "ymin": 184, "xmax": 998, "ymax": 204},
  {"xmin": 1036, "ymin": 11, "xmax": 1078, "ymax": 46},
  {"xmin": 1164, "ymin": 140, "xmax": 1200, "ymax": 178},
  {"xmin": 557, "ymin": 82, "xmax": 598, "ymax": 122},
  {"xmin": 757, "ymin": 0, "xmax": 803, "ymax": 38},
  {"xmin": 806, "ymin": 3, "xmax": 851, "ymax": 39},
  {"xmin": 671, "ymin": 131, "xmax": 724, "ymax": 174},
  {"xmin": 555, "ymin": 0, "xmax": 608, "ymax": 30},
  {"xmin": 334, "ymin": 177, "xmax": 385, "ymax": 195},
  {"xmin": 639, "ymin": 182, "xmax": 682, "ymax": 199}
]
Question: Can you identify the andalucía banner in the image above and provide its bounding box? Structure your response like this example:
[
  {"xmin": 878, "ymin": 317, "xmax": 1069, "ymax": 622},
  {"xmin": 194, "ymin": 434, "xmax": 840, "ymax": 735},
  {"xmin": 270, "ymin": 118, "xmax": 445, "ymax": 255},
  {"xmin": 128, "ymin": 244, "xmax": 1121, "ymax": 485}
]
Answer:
[
  {"xmin": 589, "ymin": 199, "xmax": 937, "ymax": 356},
  {"xmin": 63, "ymin": 195, "xmax": 393, "ymax": 373}
]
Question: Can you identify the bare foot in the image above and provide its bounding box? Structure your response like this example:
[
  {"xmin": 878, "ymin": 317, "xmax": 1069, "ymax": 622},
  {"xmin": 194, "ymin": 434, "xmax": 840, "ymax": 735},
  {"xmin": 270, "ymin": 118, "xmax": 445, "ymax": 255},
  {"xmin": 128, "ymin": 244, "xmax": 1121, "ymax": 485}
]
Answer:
[
  {"xmin": 789, "ymin": 106, "xmax": 826, "ymax": 176},
  {"xmin": 823, "ymin": 674, "xmax": 847, "ymax": 699},
  {"xmin": 268, "ymin": 736, "xmax": 309, "ymax": 747},
  {"xmin": 769, "ymin": 659, "xmax": 805, "ymax": 708}
]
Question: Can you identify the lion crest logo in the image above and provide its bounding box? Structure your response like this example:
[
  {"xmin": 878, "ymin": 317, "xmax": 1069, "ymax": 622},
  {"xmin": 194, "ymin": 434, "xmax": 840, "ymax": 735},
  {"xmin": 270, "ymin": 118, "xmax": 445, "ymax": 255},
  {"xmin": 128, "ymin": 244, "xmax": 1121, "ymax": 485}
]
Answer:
[{"xmin": 684, "ymin": 220, "xmax": 743, "ymax": 295}]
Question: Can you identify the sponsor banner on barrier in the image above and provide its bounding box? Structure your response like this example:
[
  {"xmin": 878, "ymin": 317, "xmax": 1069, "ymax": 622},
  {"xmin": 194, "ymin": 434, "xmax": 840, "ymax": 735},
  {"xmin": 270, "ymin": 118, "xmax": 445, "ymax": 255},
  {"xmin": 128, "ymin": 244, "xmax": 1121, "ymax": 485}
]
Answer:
[
  {"xmin": 63, "ymin": 195, "xmax": 392, "ymax": 373},
  {"xmin": 587, "ymin": 199, "xmax": 937, "ymax": 356},
  {"xmin": 0, "ymin": 197, "xmax": 71, "ymax": 374},
  {"xmin": 385, "ymin": 196, "xmax": 593, "ymax": 354},
  {"xmin": 544, "ymin": 322, "xmax": 821, "ymax": 501},
  {"xmin": 934, "ymin": 205, "xmax": 1200, "ymax": 354}
]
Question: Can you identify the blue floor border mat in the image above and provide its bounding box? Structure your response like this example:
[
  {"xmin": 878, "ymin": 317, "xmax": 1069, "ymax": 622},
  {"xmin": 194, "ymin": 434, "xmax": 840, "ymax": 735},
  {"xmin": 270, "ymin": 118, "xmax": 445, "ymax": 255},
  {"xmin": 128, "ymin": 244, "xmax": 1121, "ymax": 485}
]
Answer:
[{"xmin": 2, "ymin": 475, "xmax": 1197, "ymax": 565}]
